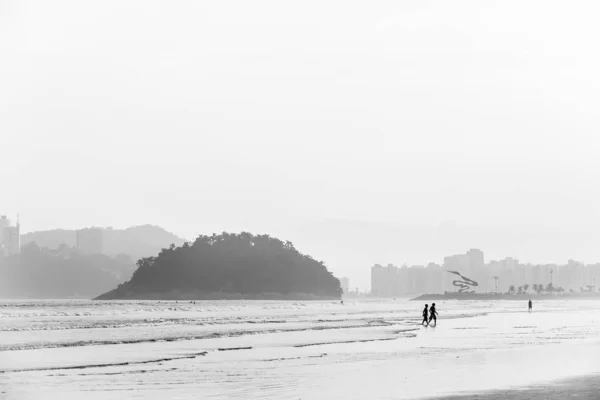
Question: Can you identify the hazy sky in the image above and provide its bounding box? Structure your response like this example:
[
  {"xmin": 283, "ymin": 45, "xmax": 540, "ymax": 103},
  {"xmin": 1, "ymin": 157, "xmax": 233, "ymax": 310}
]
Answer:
[{"xmin": 2, "ymin": 1, "xmax": 600, "ymax": 288}]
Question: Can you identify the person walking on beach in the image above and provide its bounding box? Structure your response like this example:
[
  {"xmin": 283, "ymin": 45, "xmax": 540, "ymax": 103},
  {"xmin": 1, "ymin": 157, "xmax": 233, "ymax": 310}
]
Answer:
[
  {"xmin": 421, "ymin": 304, "xmax": 429, "ymax": 326},
  {"xmin": 528, "ymin": 299, "xmax": 532, "ymax": 313},
  {"xmin": 429, "ymin": 303, "xmax": 438, "ymax": 326}
]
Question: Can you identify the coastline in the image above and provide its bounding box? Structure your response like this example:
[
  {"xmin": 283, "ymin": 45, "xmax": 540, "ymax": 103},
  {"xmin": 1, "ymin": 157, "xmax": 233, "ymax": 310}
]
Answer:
[
  {"xmin": 410, "ymin": 292, "xmax": 600, "ymax": 301},
  {"xmin": 434, "ymin": 374, "xmax": 600, "ymax": 400}
]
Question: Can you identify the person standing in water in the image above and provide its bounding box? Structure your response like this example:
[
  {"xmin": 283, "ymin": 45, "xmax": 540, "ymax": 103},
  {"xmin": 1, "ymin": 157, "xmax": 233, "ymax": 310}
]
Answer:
[
  {"xmin": 528, "ymin": 299, "xmax": 532, "ymax": 312},
  {"xmin": 421, "ymin": 304, "xmax": 429, "ymax": 326},
  {"xmin": 429, "ymin": 303, "xmax": 438, "ymax": 326}
]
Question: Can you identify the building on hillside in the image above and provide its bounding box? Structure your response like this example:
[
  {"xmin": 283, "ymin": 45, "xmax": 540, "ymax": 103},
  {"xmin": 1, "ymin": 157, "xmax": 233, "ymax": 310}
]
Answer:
[
  {"xmin": 0, "ymin": 215, "xmax": 20, "ymax": 257},
  {"xmin": 76, "ymin": 228, "xmax": 104, "ymax": 254},
  {"xmin": 340, "ymin": 277, "xmax": 350, "ymax": 293}
]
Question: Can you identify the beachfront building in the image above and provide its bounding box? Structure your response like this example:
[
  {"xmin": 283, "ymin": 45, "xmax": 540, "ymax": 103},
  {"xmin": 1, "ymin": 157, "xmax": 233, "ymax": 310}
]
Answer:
[
  {"xmin": 370, "ymin": 248, "xmax": 600, "ymax": 296},
  {"xmin": 371, "ymin": 264, "xmax": 400, "ymax": 297},
  {"xmin": 0, "ymin": 215, "xmax": 20, "ymax": 257},
  {"xmin": 340, "ymin": 277, "xmax": 349, "ymax": 293},
  {"xmin": 371, "ymin": 263, "xmax": 444, "ymax": 297}
]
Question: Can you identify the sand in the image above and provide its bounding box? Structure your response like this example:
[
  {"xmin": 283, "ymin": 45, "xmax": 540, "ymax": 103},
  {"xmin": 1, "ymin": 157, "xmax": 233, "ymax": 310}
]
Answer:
[{"xmin": 439, "ymin": 375, "xmax": 600, "ymax": 399}]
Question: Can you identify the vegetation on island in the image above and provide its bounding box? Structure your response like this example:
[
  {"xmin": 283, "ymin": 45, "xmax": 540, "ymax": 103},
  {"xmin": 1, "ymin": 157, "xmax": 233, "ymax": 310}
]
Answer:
[
  {"xmin": 0, "ymin": 242, "xmax": 136, "ymax": 298},
  {"xmin": 95, "ymin": 232, "xmax": 342, "ymax": 300}
]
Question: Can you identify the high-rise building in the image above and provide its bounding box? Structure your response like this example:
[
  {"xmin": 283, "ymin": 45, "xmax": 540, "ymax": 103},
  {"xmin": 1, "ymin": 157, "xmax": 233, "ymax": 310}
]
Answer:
[
  {"xmin": 340, "ymin": 277, "xmax": 350, "ymax": 293},
  {"xmin": 75, "ymin": 228, "xmax": 104, "ymax": 254},
  {"xmin": 443, "ymin": 250, "xmax": 486, "ymax": 292},
  {"xmin": 467, "ymin": 249, "xmax": 484, "ymax": 271},
  {"xmin": 0, "ymin": 215, "xmax": 20, "ymax": 257},
  {"xmin": 371, "ymin": 264, "xmax": 402, "ymax": 297},
  {"xmin": 371, "ymin": 264, "xmax": 400, "ymax": 297},
  {"xmin": 443, "ymin": 254, "xmax": 470, "ymax": 272}
]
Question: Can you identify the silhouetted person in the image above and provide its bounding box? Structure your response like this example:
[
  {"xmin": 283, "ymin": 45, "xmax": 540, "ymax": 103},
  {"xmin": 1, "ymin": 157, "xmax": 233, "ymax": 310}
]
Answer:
[
  {"xmin": 528, "ymin": 299, "xmax": 532, "ymax": 313},
  {"xmin": 340, "ymin": 300, "xmax": 344, "ymax": 305},
  {"xmin": 422, "ymin": 304, "xmax": 429, "ymax": 326},
  {"xmin": 429, "ymin": 303, "xmax": 438, "ymax": 326}
]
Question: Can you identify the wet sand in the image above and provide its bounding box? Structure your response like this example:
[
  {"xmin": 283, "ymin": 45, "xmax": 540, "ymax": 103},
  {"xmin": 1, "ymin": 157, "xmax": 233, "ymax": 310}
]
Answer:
[{"xmin": 439, "ymin": 374, "xmax": 600, "ymax": 399}]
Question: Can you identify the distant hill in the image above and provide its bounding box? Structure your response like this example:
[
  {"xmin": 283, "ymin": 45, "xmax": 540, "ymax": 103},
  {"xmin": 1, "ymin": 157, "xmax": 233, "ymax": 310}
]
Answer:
[
  {"xmin": 96, "ymin": 232, "xmax": 342, "ymax": 300},
  {"xmin": 21, "ymin": 225, "xmax": 186, "ymax": 262},
  {"xmin": 0, "ymin": 242, "xmax": 136, "ymax": 299}
]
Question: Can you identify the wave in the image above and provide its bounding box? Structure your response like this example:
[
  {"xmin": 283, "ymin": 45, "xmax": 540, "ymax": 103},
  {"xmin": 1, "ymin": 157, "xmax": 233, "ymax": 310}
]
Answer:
[
  {"xmin": 0, "ymin": 321, "xmax": 388, "ymax": 352},
  {"xmin": 1, "ymin": 331, "xmax": 420, "ymax": 374},
  {"xmin": 294, "ymin": 337, "xmax": 398, "ymax": 348},
  {"xmin": 0, "ymin": 317, "xmax": 294, "ymax": 332},
  {"xmin": 1, "ymin": 352, "xmax": 210, "ymax": 374}
]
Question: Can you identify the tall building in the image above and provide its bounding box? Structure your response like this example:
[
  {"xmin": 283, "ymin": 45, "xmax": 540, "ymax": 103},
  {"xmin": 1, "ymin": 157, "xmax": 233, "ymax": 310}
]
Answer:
[
  {"xmin": 467, "ymin": 249, "xmax": 484, "ymax": 271},
  {"xmin": 340, "ymin": 277, "xmax": 350, "ymax": 293},
  {"xmin": 371, "ymin": 264, "xmax": 400, "ymax": 297},
  {"xmin": 0, "ymin": 215, "xmax": 20, "ymax": 257},
  {"xmin": 76, "ymin": 228, "xmax": 104, "ymax": 254},
  {"xmin": 443, "ymin": 250, "xmax": 486, "ymax": 292},
  {"xmin": 443, "ymin": 254, "xmax": 470, "ymax": 272}
]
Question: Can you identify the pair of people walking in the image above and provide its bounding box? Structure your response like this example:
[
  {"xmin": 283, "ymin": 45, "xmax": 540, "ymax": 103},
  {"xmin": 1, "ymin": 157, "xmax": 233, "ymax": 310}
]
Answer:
[{"xmin": 421, "ymin": 303, "xmax": 438, "ymax": 327}]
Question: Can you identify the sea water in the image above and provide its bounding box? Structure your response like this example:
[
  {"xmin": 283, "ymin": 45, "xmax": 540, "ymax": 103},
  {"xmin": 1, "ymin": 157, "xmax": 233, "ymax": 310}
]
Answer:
[{"xmin": 1, "ymin": 299, "xmax": 600, "ymax": 399}]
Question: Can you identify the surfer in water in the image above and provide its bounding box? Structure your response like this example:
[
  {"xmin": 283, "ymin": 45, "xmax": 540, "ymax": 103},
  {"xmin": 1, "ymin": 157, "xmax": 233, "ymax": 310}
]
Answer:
[
  {"xmin": 421, "ymin": 304, "xmax": 429, "ymax": 326},
  {"xmin": 528, "ymin": 299, "xmax": 532, "ymax": 313},
  {"xmin": 428, "ymin": 303, "xmax": 438, "ymax": 327}
]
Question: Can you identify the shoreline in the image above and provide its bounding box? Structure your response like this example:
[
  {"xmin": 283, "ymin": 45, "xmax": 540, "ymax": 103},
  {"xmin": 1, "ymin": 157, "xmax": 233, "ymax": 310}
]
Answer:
[
  {"xmin": 436, "ymin": 374, "xmax": 600, "ymax": 399},
  {"xmin": 410, "ymin": 293, "xmax": 600, "ymax": 301},
  {"xmin": 93, "ymin": 289, "xmax": 340, "ymax": 301}
]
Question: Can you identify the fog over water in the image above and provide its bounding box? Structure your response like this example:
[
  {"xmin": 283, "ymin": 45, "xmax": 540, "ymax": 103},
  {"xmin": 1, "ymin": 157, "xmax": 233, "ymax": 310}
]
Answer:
[{"xmin": 2, "ymin": 1, "xmax": 600, "ymax": 288}]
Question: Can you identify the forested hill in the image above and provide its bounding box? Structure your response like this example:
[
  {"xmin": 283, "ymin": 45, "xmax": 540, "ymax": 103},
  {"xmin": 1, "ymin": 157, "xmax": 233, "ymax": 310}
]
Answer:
[
  {"xmin": 21, "ymin": 225, "xmax": 185, "ymax": 261},
  {"xmin": 0, "ymin": 242, "xmax": 136, "ymax": 299},
  {"xmin": 95, "ymin": 232, "xmax": 342, "ymax": 300}
]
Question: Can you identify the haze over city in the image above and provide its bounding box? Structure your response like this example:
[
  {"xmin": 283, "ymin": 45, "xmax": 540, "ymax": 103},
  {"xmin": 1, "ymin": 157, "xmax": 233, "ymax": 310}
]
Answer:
[
  {"xmin": 3, "ymin": 0, "xmax": 600, "ymax": 291},
  {"xmin": 4, "ymin": 2, "xmax": 600, "ymax": 399}
]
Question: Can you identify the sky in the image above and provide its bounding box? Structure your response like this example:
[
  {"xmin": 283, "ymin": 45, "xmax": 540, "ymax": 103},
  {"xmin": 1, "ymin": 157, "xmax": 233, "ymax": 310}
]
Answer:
[{"xmin": 2, "ymin": 1, "xmax": 600, "ymax": 289}]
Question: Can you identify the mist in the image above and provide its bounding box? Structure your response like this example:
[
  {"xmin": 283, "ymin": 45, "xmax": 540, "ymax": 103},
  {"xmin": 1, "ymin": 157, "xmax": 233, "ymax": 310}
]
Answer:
[{"xmin": 2, "ymin": 1, "xmax": 600, "ymax": 289}]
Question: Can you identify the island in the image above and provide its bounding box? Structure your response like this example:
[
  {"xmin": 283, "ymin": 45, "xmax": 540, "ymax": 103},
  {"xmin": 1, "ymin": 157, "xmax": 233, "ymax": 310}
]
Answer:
[{"xmin": 94, "ymin": 232, "xmax": 342, "ymax": 300}]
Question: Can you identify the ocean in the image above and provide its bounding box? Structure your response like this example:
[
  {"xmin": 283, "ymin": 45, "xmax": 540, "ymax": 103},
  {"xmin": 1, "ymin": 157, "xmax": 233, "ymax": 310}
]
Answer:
[{"xmin": 2, "ymin": 299, "xmax": 600, "ymax": 399}]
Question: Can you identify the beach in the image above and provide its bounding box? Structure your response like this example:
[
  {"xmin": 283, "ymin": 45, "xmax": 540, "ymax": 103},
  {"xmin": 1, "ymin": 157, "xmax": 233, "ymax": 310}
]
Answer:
[
  {"xmin": 443, "ymin": 375, "xmax": 600, "ymax": 399},
  {"xmin": 1, "ymin": 299, "xmax": 600, "ymax": 399}
]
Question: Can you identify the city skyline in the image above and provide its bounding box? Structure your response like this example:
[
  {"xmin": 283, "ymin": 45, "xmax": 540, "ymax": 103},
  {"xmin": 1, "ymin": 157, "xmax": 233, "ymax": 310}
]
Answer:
[
  {"xmin": 8, "ymin": 214, "xmax": 600, "ymax": 292},
  {"xmin": 372, "ymin": 249, "xmax": 600, "ymax": 297}
]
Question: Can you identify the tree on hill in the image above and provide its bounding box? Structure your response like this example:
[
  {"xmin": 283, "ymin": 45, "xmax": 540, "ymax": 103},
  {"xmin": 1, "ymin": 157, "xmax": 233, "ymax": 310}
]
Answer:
[
  {"xmin": 0, "ymin": 242, "xmax": 135, "ymax": 298},
  {"xmin": 109, "ymin": 232, "xmax": 341, "ymax": 298}
]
